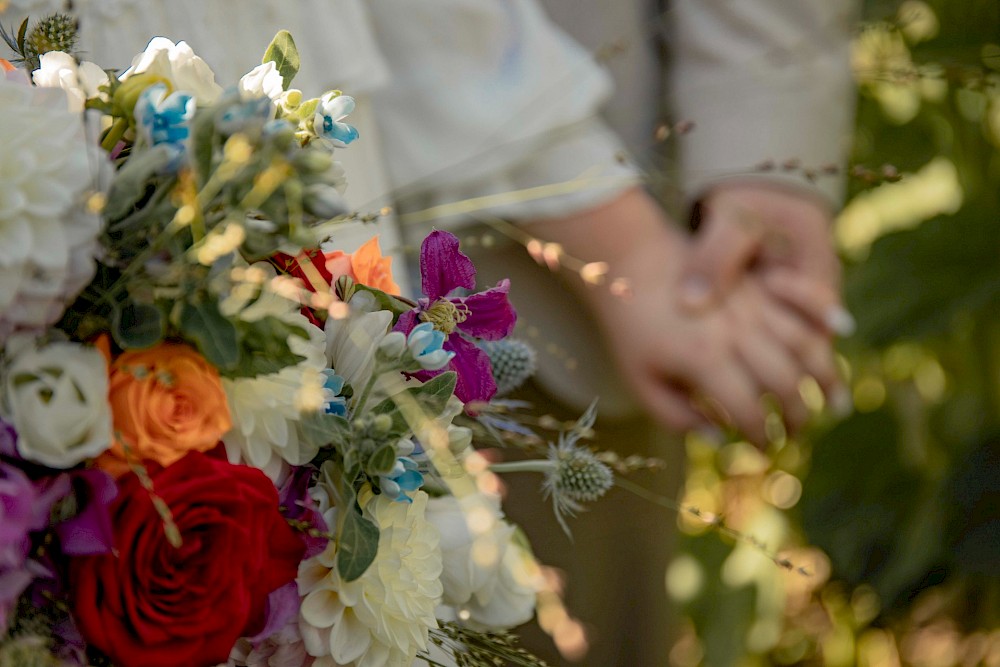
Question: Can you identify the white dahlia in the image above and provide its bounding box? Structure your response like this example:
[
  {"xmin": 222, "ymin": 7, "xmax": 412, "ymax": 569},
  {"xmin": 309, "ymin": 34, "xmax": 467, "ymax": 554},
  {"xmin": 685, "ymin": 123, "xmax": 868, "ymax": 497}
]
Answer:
[
  {"xmin": 0, "ymin": 78, "xmax": 105, "ymax": 342},
  {"xmin": 298, "ymin": 490, "xmax": 443, "ymax": 667},
  {"xmin": 221, "ymin": 263, "xmax": 330, "ymax": 481}
]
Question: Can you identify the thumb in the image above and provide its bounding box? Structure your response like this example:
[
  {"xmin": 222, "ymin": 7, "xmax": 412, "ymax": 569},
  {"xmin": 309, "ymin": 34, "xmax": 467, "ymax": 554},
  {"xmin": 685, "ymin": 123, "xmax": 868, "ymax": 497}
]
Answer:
[{"xmin": 679, "ymin": 198, "xmax": 765, "ymax": 311}]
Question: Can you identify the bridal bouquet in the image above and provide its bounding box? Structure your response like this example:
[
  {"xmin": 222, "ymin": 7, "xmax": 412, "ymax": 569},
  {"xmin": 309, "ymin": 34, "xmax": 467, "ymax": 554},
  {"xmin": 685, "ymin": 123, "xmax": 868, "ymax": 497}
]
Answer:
[{"xmin": 0, "ymin": 15, "xmax": 613, "ymax": 667}]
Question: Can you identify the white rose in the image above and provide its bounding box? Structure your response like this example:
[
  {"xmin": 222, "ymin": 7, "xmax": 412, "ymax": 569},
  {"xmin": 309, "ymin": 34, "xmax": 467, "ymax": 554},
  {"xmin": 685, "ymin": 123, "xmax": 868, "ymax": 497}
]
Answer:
[
  {"xmin": 463, "ymin": 538, "xmax": 540, "ymax": 629},
  {"xmin": 32, "ymin": 51, "xmax": 110, "ymax": 112},
  {"xmin": 1, "ymin": 339, "xmax": 112, "ymax": 468},
  {"xmin": 121, "ymin": 37, "xmax": 223, "ymax": 103},
  {"xmin": 238, "ymin": 62, "xmax": 284, "ymax": 103},
  {"xmin": 425, "ymin": 492, "xmax": 539, "ymax": 629}
]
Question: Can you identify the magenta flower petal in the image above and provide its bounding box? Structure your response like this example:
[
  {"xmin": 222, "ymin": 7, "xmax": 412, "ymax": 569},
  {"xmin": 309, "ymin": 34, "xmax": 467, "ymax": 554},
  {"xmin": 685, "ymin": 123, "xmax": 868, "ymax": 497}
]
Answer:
[
  {"xmin": 53, "ymin": 470, "xmax": 117, "ymax": 556},
  {"xmin": 457, "ymin": 279, "xmax": 516, "ymax": 341},
  {"xmin": 445, "ymin": 335, "xmax": 498, "ymax": 404},
  {"xmin": 393, "ymin": 308, "xmax": 421, "ymax": 336},
  {"xmin": 247, "ymin": 582, "xmax": 301, "ymax": 644},
  {"xmin": 420, "ymin": 230, "xmax": 476, "ymax": 300},
  {"xmin": 0, "ymin": 419, "xmax": 17, "ymax": 458}
]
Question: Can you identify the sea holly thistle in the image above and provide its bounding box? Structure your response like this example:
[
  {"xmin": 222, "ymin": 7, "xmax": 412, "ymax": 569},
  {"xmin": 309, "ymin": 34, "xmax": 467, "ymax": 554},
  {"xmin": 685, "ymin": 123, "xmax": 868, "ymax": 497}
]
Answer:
[
  {"xmin": 488, "ymin": 401, "xmax": 613, "ymax": 535},
  {"xmin": 1, "ymin": 13, "xmax": 78, "ymax": 70}
]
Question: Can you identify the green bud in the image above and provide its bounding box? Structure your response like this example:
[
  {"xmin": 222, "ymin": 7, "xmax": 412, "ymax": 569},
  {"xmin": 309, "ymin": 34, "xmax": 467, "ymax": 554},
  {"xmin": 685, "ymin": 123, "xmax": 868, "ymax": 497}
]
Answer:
[
  {"xmin": 292, "ymin": 148, "xmax": 333, "ymax": 174},
  {"xmin": 373, "ymin": 414, "xmax": 393, "ymax": 434},
  {"xmin": 114, "ymin": 72, "xmax": 173, "ymax": 123}
]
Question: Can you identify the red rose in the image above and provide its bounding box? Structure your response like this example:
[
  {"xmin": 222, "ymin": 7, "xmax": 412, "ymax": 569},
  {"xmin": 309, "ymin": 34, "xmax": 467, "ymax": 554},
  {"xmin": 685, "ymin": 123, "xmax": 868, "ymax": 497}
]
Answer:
[{"xmin": 68, "ymin": 452, "xmax": 306, "ymax": 667}]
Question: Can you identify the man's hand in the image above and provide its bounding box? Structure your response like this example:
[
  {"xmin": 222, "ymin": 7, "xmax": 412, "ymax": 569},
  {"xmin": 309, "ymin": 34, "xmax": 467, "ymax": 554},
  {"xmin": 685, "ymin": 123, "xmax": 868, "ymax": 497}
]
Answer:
[{"xmin": 678, "ymin": 181, "xmax": 855, "ymax": 337}]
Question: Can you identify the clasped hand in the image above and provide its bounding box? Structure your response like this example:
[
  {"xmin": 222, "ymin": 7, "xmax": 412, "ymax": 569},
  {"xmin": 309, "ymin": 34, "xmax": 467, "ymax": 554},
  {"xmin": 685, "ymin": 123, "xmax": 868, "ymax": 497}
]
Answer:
[{"xmin": 529, "ymin": 184, "xmax": 850, "ymax": 445}]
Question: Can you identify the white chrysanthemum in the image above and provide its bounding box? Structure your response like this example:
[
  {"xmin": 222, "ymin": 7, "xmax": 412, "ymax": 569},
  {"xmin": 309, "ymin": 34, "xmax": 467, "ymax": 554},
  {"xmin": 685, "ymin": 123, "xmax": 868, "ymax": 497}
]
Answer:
[
  {"xmin": 298, "ymin": 490, "xmax": 443, "ymax": 667},
  {"xmin": 221, "ymin": 263, "xmax": 329, "ymax": 481},
  {"xmin": 324, "ymin": 304, "xmax": 392, "ymax": 394},
  {"xmin": 0, "ymin": 79, "xmax": 105, "ymax": 342}
]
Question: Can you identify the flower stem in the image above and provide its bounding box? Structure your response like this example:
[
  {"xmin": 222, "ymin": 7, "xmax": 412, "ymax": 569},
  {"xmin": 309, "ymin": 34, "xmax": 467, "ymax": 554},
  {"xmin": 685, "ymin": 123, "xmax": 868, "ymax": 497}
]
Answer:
[
  {"xmin": 100, "ymin": 117, "xmax": 129, "ymax": 153},
  {"xmin": 351, "ymin": 372, "xmax": 379, "ymax": 418},
  {"xmin": 488, "ymin": 460, "xmax": 555, "ymax": 475}
]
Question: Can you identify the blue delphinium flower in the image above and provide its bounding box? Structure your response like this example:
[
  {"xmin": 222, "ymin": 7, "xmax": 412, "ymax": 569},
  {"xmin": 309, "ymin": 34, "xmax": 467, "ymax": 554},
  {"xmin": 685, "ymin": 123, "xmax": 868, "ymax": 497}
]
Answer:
[
  {"xmin": 135, "ymin": 83, "xmax": 195, "ymax": 147},
  {"xmin": 313, "ymin": 92, "xmax": 359, "ymax": 148},
  {"xmin": 379, "ymin": 456, "xmax": 424, "ymax": 503},
  {"xmin": 216, "ymin": 95, "xmax": 273, "ymax": 136},
  {"xmin": 320, "ymin": 370, "xmax": 348, "ymax": 416},
  {"xmin": 406, "ymin": 322, "xmax": 454, "ymax": 371},
  {"xmin": 134, "ymin": 83, "xmax": 195, "ymax": 171}
]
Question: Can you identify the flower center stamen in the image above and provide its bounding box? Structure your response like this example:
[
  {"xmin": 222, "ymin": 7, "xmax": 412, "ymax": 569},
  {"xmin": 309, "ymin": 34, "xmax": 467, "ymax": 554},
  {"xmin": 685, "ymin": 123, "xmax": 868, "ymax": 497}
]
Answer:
[{"xmin": 420, "ymin": 299, "xmax": 469, "ymax": 335}]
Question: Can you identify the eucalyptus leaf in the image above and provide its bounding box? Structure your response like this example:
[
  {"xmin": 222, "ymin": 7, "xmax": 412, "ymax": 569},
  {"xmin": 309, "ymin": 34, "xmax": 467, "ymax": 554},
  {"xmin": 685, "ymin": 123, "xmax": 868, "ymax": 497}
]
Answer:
[
  {"xmin": 228, "ymin": 316, "xmax": 307, "ymax": 378},
  {"xmin": 300, "ymin": 412, "xmax": 350, "ymax": 450},
  {"xmin": 178, "ymin": 300, "xmax": 239, "ymax": 371},
  {"xmin": 191, "ymin": 106, "xmax": 218, "ymax": 187},
  {"xmin": 337, "ymin": 509, "xmax": 379, "ymax": 582},
  {"xmin": 262, "ymin": 30, "xmax": 300, "ymax": 90},
  {"xmin": 365, "ymin": 444, "xmax": 397, "ymax": 477},
  {"xmin": 371, "ymin": 371, "xmax": 457, "ymax": 434},
  {"xmin": 111, "ymin": 301, "xmax": 165, "ymax": 349},
  {"xmin": 353, "ymin": 285, "xmax": 413, "ymax": 324},
  {"xmin": 104, "ymin": 145, "xmax": 175, "ymax": 221}
]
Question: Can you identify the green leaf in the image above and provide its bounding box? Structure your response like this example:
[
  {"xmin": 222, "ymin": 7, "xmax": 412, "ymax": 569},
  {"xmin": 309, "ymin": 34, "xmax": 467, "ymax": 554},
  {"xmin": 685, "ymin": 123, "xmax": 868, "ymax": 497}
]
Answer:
[
  {"xmin": 846, "ymin": 209, "xmax": 1000, "ymax": 347},
  {"xmin": 300, "ymin": 412, "xmax": 351, "ymax": 451},
  {"xmin": 191, "ymin": 106, "xmax": 218, "ymax": 188},
  {"xmin": 178, "ymin": 299, "xmax": 240, "ymax": 371},
  {"xmin": 104, "ymin": 145, "xmax": 175, "ymax": 221},
  {"xmin": 227, "ymin": 316, "xmax": 307, "ymax": 378},
  {"xmin": 353, "ymin": 285, "xmax": 413, "ymax": 324},
  {"xmin": 365, "ymin": 444, "xmax": 397, "ymax": 476},
  {"xmin": 337, "ymin": 509, "xmax": 379, "ymax": 582},
  {"xmin": 296, "ymin": 97, "xmax": 320, "ymax": 121},
  {"xmin": 800, "ymin": 409, "xmax": 925, "ymax": 591},
  {"xmin": 17, "ymin": 17, "xmax": 28, "ymax": 53},
  {"xmin": 262, "ymin": 30, "xmax": 300, "ymax": 90},
  {"xmin": 371, "ymin": 371, "xmax": 457, "ymax": 434},
  {"xmin": 111, "ymin": 301, "xmax": 165, "ymax": 349}
]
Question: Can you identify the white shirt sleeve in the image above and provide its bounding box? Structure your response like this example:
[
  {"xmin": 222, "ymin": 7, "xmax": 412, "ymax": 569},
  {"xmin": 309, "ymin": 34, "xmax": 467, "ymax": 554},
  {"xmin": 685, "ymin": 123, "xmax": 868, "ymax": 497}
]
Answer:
[
  {"xmin": 667, "ymin": 0, "xmax": 859, "ymax": 207},
  {"xmin": 361, "ymin": 0, "xmax": 638, "ymax": 222}
]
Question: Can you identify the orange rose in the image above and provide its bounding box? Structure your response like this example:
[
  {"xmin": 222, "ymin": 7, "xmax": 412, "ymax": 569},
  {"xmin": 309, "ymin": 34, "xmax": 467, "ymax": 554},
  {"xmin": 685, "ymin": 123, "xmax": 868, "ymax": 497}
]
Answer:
[
  {"xmin": 102, "ymin": 342, "xmax": 232, "ymax": 469},
  {"xmin": 325, "ymin": 236, "xmax": 400, "ymax": 294}
]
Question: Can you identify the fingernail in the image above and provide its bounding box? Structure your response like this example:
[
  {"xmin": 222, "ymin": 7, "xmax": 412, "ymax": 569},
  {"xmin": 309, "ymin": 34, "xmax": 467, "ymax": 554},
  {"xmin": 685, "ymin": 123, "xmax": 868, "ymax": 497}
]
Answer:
[
  {"xmin": 680, "ymin": 275, "xmax": 712, "ymax": 308},
  {"xmin": 825, "ymin": 306, "xmax": 856, "ymax": 337},
  {"xmin": 828, "ymin": 386, "xmax": 853, "ymax": 418}
]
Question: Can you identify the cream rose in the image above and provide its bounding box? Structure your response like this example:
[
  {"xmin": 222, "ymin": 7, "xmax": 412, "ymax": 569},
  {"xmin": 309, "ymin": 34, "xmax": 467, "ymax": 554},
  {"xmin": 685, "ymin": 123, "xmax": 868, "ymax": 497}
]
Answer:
[
  {"xmin": 121, "ymin": 37, "xmax": 223, "ymax": 103},
  {"xmin": 2, "ymin": 339, "xmax": 112, "ymax": 468},
  {"xmin": 32, "ymin": 51, "xmax": 110, "ymax": 112},
  {"xmin": 425, "ymin": 491, "xmax": 539, "ymax": 629}
]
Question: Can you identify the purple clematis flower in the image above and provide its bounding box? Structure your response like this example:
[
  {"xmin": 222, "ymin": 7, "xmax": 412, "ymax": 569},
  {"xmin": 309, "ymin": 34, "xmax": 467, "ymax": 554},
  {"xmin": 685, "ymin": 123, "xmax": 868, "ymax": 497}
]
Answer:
[{"xmin": 394, "ymin": 230, "xmax": 516, "ymax": 403}]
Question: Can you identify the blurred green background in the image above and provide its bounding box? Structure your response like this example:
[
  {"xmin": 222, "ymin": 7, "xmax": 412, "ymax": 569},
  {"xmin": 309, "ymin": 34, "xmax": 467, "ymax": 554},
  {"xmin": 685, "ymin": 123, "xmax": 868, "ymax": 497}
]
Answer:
[{"xmin": 669, "ymin": 1, "xmax": 1000, "ymax": 665}]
